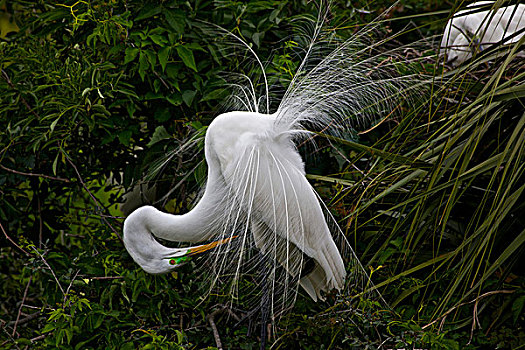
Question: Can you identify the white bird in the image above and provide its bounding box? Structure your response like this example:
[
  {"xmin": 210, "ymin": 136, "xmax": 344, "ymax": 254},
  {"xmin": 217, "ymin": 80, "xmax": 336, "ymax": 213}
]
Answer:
[
  {"xmin": 441, "ymin": 1, "xmax": 525, "ymax": 66},
  {"xmin": 122, "ymin": 13, "xmax": 418, "ymax": 308},
  {"xmin": 124, "ymin": 110, "xmax": 346, "ymax": 300}
]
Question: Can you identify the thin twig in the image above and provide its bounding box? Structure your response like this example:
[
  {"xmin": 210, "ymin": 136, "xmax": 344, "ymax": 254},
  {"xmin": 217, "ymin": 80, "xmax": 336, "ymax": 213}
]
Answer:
[
  {"xmin": 153, "ymin": 71, "xmax": 174, "ymax": 92},
  {"xmin": 1, "ymin": 69, "xmax": 40, "ymax": 120},
  {"xmin": 63, "ymin": 270, "xmax": 80, "ymax": 307},
  {"xmin": 37, "ymin": 196, "xmax": 43, "ymax": 248},
  {"xmin": 98, "ymin": 213, "xmax": 126, "ymax": 220},
  {"xmin": 64, "ymin": 154, "xmax": 123, "ymax": 241},
  {"xmin": 31, "ymin": 246, "xmax": 66, "ymax": 297},
  {"xmin": 64, "ymin": 155, "xmax": 101, "ymax": 206},
  {"xmin": 206, "ymin": 305, "xmax": 242, "ymax": 350},
  {"xmin": 0, "ymin": 328, "xmax": 22, "ymax": 350},
  {"xmin": 12, "ymin": 276, "xmax": 32, "ymax": 336},
  {"xmin": 8, "ymin": 311, "xmax": 39, "ymax": 328},
  {"xmin": 422, "ymin": 289, "xmax": 515, "ymax": 330},
  {"xmin": 30, "ymin": 334, "xmax": 46, "ymax": 343},
  {"xmin": 0, "ymin": 221, "xmax": 29, "ymax": 255},
  {"xmin": 0, "ymin": 164, "xmax": 70, "ymax": 182},
  {"xmin": 83, "ymin": 276, "xmax": 124, "ymax": 280},
  {"xmin": 15, "ymin": 304, "xmax": 40, "ymax": 310}
]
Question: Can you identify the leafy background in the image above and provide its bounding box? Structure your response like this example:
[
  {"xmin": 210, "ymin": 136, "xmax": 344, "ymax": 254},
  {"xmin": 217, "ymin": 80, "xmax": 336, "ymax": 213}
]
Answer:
[{"xmin": 1, "ymin": 0, "xmax": 524, "ymax": 349}]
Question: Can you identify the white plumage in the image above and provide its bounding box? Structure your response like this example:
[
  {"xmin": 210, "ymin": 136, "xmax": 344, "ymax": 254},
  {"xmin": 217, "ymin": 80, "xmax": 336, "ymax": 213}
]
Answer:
[
  {"xmin": 123, "ymin": 10, "xmax": 417, "ymax": 308},
  {"xmin": 124, "ymin": 111, "xmax": 346, "ymax": 300},
  {"xmin": 441, "ymin": 2, "xmax": 525, "ymax": 65}
]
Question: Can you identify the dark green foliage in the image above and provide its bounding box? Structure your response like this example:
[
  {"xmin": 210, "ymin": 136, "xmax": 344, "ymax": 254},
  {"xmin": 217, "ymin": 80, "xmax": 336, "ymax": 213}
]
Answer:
[{"xmin": 1, "ymin": 0, "xmax": 524, "ymax": 349}]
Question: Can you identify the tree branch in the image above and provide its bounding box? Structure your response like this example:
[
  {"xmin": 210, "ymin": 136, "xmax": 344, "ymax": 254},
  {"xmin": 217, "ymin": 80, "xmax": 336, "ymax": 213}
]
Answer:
[
  {"xmin": 31, "ymin": 246, "xmax": 66, "ymax": 297},
  {"xmin": 64, "ymin": 154, "xmax": 123, "ymax": 241},
  {"xmin": 207, "ymin": 308, "xmax": 223, "ymax": 350},
  {"xmin": 9, "ymin": 311, "xmax": 40, "ymax": 328},
  {"xmin": 0, "ymin": 221, "xmax": 29, "ymax": 255},
  {"xmin": 0, "ymin": 164, "xmax": 70, "ymax": 183},
  {"xmin": 12, "ymin": 276, "xmax": 32, "ymax": 336}
]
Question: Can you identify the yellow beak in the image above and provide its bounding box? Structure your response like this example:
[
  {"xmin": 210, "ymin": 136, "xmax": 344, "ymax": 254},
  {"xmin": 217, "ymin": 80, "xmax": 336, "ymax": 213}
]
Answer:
[
  {"xmin": 166, "ymin": 236, "xmax": 238, "ymax": 266},
  {"xmin": 187, "ymin": 236, "xmax": 237, "ymax": 256}
]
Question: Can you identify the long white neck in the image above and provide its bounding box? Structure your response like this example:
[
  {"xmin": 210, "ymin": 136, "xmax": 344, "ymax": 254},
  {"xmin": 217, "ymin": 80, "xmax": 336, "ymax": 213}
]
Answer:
[{"xmin": 123, "ymin": 151, "xmax": 225, "ymax": 273}]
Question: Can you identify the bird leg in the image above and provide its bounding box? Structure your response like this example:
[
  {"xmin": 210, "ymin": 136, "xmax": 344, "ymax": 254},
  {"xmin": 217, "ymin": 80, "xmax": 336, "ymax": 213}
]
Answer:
[
  {"xmin": 231, "ymin": 251, "xmax": 273, "ymax": 346},
  {"xmin": 259, "ymin": 251, "xmax": 271, "ymax": 350}
]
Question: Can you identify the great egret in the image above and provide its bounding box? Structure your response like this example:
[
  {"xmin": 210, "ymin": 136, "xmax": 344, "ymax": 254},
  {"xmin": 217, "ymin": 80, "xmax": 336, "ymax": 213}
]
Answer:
[
  {"xmin": 441, "ymin": 1, "xmax": 525, "ymax": 66},
  {"xmin": 123, "ymin": 9, "xmax": 419, "ymax": 311},
  {"xmin": 124, "ymin": 110, "xmax": 347, "ymax": 300}
]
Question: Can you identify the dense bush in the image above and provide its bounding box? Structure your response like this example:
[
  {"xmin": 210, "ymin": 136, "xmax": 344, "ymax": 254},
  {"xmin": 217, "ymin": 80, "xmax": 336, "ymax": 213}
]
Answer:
[{"xmin": 1, "ymin": 0, "xmax": 524, "ymax": 349}]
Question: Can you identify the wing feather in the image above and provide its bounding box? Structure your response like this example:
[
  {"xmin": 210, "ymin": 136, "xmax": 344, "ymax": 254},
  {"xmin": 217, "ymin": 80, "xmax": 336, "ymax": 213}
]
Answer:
[{"xmin": 219, "ymin": 130, "xmax": 346, "ymax": 300}]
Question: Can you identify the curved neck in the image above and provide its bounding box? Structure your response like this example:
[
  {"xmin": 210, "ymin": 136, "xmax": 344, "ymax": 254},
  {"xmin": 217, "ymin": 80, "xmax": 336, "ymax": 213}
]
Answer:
[
  {"xmin": 147, "ymin": 168, "xmax": 224, "ymax": 243},
  {"xmin": 131, "ymin": 142, "xmax": 226, "ymax": 243},
  {"xmin": 123, "ymin": 140, "xmax": 227, "ymax": 273}
]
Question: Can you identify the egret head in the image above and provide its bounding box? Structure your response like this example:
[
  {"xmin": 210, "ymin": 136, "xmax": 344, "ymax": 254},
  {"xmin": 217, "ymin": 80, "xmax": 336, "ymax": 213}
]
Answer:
[{"xmin": 123, "ymin": 206, "xmax": 236, "ymax": 274}]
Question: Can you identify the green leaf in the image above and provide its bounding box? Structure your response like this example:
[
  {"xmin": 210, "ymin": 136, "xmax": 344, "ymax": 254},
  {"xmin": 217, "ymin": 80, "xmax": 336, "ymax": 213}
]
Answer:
[
  {"xmin": 147, "ymin": 126, "xmax": 171, "ymax": 147},
  {"xmin": 118, "ymin": 130, "xmax": 132, "ymax": 146},
  {"xmin": 158, "ymin": 47, "xmax": 170, "ymax": 72},
  {"xmin": 153, "ymin": 79, "xmax": 161, "ymax": 93},
  {"xmin": 182, "ymin": 90, "xmax": 196, "ymax": 107},
  {"xmin": 124, "ymin": 47, "xmax": 139, "ymax": 64},
  {"xmin": 176, "ymin": 330, "xmax": 184, "ymax": 344},
  {"xmin": 166, "ymin": 64, "xmax": 181, "ymax": 91},
  {"xmin": 164, "ymin": 9, "xmax": 185, "ymax": 34},
  {"xmin": 176, "ymin": 45, "xmax": 197, "ymax": 72},
  {"xmin": 154, "ymin": 107, "xmax": 171, "ymax": 122},
  {"xmin": 493, "ymin": 85, "xmax": 525, "ymax": 101},
  {"xmin": 121, "ymin": 342, "xmax": 135, "ymax": 350},
  {"xmin": 167, "ymin": 92, "xmax": 182, "ymax": 106},
  {"xmin": 41, "ymin": 323, "xmax": 56, "ymax": 333},
  {"xmin": 391, "ymin": 283, "xmax": 427, "ymax": 308},
  {"xmin": 317, "ymin": 133, "xmax": 433, "ymax": 169},
  {"xmin": 149, "ymin": 34, "xmax": 166, "ymax": 46},
  {"xmin": 269, "ymin": 8, "xmax": 280, "ymax": 22},
  {"xmin": 65, "ymin": 327, "xmax": 73, "ymax": 344},
  {"xmin": 144, "ymin": 49, "xmax": 157, "ymax": 70},
  {"xmin": 135, "ymin": 5, "xmax": 161, "ymax": 21},
  {"xmin": 252, "ymin": 32, "xmax": 262, "ymax": 47},
  {"xmin": 306, "ymin": 174, "xmax": 354, "ymax": 186},
  {"xmin": 52, "ymin": 153, "xmax": 59, "ymax": 175},
  {"xmin": 49, "ymin": 117, "xmax": 60, "ymax": 132},
  {"xmin": 93, "ymin": 314, "xmax": 104, "ymax": 329},
  {"xmin": 144, "ymin": 91, "xmax": 163, "ymax": 100},
  {"xmin": 200, "ymin": 88, "xmax": 228, "ymax": 102},
  {"xmin": 512, "ymin": 295, "xmax": 525, "ymax": 325},
  {"xmin": 138, "ymin": 51, "xmax": 149, "ymax": 81}
]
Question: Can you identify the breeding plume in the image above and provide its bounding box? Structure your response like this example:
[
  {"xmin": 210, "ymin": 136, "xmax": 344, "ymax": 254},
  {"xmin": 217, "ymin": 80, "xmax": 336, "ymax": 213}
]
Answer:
[{"xmin": 123, "ymin": 11, "xmax": 417, "ymax": 308}]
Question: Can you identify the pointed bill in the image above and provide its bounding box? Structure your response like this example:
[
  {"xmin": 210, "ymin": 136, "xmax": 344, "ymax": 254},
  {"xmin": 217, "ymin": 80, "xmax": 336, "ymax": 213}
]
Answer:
[
  {"xmin": 164, "ymin": 236, "xmax": 237, "ymax": 266},
  {"xmin": 187, "ymin": 236, "xmax": 237, "ymax": 256}
]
